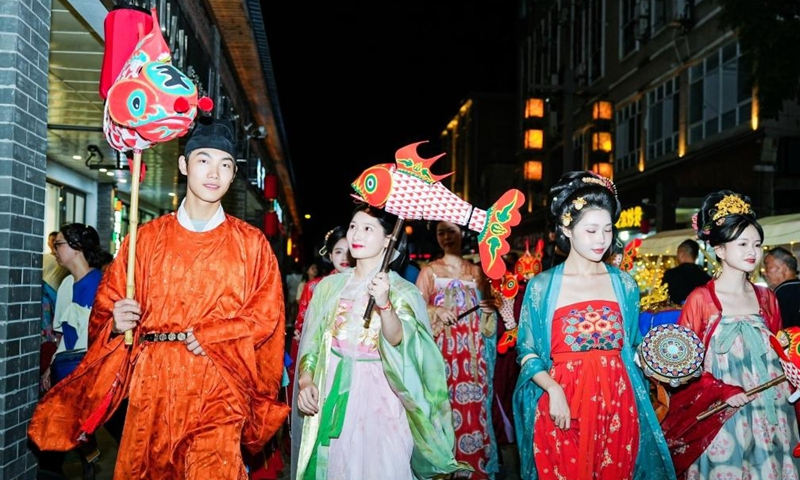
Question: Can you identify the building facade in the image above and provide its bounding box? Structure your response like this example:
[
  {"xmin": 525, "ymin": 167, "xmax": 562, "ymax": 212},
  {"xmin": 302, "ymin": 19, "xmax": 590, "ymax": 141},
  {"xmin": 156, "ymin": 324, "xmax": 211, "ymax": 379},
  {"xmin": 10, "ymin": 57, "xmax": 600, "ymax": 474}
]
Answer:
[{"xmin": 516, "ymin": 0, "xmax": 800, "ymax": 238}]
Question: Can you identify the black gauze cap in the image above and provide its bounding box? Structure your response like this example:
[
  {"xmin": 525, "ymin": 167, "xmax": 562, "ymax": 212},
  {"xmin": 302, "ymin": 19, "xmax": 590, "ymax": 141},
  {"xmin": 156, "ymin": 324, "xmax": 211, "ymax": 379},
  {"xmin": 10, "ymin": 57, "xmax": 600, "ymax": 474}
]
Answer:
[{"xmin": 184, "ymin": 118, "xmax": 237, "ymax": 159}]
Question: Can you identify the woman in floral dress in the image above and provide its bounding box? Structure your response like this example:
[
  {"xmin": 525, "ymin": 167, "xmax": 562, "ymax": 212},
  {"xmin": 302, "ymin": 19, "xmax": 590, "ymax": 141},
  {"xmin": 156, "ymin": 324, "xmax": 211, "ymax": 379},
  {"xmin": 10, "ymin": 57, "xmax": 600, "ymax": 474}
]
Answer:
[
  {"xmin": 512, "ymin": 171, "xmax": 675, "ymax": 480},
  {"xmin": 416, "ymin": 220, "xmax": 499, "ymax": 479},
  {"xmin": 674, "ymin": 190, "xmax": 799, "ymax": 480}
]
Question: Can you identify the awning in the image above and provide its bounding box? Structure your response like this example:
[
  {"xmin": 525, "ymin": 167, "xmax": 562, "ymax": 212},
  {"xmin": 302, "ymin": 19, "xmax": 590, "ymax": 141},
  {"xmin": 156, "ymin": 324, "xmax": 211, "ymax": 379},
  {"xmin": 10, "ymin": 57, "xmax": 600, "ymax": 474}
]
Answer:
[
  {"xmin": 758, "ymin": 213, "xmax": 800, "ymax": 246},
  {"xmin": 638, "ymin": 213, "xmax": 800, "ymax": 256},
  {"xmin": 638, "ymin": 229, "xmax": 697, "ymax": 256}
]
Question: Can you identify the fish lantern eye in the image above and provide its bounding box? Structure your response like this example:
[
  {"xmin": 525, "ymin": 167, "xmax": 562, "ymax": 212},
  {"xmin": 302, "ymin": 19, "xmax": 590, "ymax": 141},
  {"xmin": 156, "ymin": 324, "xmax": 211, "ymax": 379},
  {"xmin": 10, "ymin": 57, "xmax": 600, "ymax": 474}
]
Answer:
[{"xmin": 364, "ymin": 173, "xmax": 379, "ymax": 193}]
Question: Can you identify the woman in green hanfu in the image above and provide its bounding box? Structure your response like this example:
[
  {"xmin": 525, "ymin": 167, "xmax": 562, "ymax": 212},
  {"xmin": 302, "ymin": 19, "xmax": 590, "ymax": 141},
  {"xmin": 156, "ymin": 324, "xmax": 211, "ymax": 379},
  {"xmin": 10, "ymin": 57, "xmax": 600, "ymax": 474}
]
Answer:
[{"xmin": 293, "ymin": 203, "xmax": 465, "ymax": 480}]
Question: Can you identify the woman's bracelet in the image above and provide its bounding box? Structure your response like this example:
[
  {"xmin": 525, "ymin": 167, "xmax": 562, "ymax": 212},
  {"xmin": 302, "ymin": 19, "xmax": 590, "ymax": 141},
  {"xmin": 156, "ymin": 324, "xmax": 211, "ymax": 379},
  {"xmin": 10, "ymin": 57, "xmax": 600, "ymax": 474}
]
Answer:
[{"xmin": 376, "ymin": 299, "xmax": 393, "ymax": 311}]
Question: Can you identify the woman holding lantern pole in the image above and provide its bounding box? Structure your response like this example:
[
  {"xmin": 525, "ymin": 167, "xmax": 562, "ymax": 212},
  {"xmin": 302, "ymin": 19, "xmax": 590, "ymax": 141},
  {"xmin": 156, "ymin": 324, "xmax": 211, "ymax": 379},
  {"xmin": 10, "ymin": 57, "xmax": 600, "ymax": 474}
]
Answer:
[{"xmin": 293, "ymin": 203, "xmax": 463, "ymax": 480}]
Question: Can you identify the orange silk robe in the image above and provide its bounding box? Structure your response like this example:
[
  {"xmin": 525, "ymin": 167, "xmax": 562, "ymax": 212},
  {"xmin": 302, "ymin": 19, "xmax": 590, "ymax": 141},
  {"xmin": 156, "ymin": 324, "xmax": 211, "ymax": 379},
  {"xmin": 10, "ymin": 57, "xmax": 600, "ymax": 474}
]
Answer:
[{"xmin": 29, "ymin": 213, "xmax": 290, "ymax": 479}]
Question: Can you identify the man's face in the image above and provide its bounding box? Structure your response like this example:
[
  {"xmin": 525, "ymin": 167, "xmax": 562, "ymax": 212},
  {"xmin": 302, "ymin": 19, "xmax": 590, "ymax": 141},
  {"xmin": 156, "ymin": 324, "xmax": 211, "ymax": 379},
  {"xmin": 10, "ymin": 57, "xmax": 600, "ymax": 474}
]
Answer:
[
  {"xmin": 762, "ymin": 255, "xmax": 786, "ymax": 290},
  {"xmin": 178, "ymin": 148, "xmax": 236, "ymax": 205},
  {"xmin": 48, "ymin": 234, "xmax": 57, "ymax": 253}
]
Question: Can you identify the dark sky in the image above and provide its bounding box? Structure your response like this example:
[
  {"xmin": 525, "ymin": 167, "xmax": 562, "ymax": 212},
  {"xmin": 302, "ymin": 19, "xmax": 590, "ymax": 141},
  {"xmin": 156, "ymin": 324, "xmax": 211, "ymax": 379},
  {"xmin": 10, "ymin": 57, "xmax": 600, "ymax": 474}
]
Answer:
[{"xmin": 261, "ymin": 1, "xmax": 517, "ymax": 259}]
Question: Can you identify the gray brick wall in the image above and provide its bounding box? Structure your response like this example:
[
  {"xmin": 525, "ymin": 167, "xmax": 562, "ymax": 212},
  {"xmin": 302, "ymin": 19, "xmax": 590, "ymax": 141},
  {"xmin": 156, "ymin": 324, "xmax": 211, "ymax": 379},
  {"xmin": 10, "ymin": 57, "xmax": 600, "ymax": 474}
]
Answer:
[{"xmin": 0, "ymin": 1, "xmax": 51, "ymax": 479}]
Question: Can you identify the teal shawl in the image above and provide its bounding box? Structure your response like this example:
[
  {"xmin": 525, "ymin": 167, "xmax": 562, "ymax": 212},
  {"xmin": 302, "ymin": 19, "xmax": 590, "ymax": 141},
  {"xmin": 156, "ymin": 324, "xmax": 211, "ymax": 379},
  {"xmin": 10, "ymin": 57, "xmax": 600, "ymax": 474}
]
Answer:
[
  {"xmin": 512, "ymin": 263, "xmax": 676, "ymax": 480},
  {"xmin": 294, "ymin": 269, "xmax": 461, "ymax": 480}
]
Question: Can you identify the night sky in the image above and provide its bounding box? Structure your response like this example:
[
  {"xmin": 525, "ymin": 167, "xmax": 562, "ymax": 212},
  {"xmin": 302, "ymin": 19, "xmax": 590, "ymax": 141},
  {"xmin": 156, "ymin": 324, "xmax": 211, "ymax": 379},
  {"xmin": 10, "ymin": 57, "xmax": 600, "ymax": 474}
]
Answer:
[{"xmin": 261, "ymin": 1, "xmax": 517, "ymax": 259}]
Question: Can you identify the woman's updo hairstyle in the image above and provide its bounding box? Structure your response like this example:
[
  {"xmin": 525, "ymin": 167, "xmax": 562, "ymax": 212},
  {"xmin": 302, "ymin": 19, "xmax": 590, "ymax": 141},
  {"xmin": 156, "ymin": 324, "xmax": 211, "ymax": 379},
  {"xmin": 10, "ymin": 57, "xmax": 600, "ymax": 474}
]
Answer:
[
  {"xmin": 60, "ymin": 223, "xmax": 108, "ymax": 269},
  {"xmin": 318, "ymin": 225, "xmax": 347, "ymax": 259},
  {"xmin": 318, "ymin": 225, "xmax": 351, "ymax": 271},
  {"xmin": 694, "ymin": 190, "xmax": 763, "ymax": 247},
  {"xmin": 548, "ymin": 171, "xmax": 621, "ymax": 255}
]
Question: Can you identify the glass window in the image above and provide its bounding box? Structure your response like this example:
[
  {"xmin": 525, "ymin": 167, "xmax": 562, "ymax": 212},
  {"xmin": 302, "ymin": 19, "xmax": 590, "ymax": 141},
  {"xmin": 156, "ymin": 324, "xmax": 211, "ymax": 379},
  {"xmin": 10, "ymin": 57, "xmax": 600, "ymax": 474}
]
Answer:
[
  {"xmin": 687, "ymin": 42, "xmax": 753, "ymax": 144},
  {"xmin": 620, "ymin": 0, "xmax": 638, "ymax": 57},
  {"xmin": 615, "ymin": 100, "xmax": 642, "ymax": 172}
]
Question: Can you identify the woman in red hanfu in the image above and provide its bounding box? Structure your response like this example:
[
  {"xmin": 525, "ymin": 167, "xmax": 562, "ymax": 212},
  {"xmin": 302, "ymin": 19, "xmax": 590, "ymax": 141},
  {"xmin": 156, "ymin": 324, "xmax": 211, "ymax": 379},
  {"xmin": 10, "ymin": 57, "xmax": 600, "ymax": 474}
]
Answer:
[
  {"xmin": 512, "ymin": 171, "xmax": 675, "ymax": 480},
  {"xmin": 416, "ymin": 220, "xmax": 499, "ymax": 478}
]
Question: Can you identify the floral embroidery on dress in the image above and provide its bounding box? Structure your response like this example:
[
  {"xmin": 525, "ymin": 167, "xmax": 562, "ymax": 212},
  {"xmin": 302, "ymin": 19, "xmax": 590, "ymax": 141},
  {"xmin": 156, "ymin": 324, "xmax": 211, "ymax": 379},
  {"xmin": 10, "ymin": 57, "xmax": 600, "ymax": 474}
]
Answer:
[
  {"xmin": 562, "ymin": 304, "xmax": 623, "ymax": 351},
  {"xmin": 357, "ymin": 320, "xmax": 380, "ymax": 349}
]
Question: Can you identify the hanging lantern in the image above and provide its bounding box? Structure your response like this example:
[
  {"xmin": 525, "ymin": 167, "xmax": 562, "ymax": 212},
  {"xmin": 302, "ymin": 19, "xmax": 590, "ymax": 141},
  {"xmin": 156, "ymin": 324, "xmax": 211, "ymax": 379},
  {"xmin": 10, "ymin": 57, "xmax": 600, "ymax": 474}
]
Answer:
[
  {"xmin": 263, "ymin": 173, "xmax": 278, "ymax": 200},
  {"xmin": 264, "ymin": 210, "xmax": 279, "ymax": 237}
]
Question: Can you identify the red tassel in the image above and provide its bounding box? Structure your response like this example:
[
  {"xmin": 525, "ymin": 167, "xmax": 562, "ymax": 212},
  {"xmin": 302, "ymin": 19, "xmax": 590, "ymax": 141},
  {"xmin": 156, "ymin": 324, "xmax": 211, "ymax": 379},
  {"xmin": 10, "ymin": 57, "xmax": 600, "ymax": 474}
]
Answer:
[{"xmin": 78, "ymin": 374, "xmax": 121, "ymax": 442}]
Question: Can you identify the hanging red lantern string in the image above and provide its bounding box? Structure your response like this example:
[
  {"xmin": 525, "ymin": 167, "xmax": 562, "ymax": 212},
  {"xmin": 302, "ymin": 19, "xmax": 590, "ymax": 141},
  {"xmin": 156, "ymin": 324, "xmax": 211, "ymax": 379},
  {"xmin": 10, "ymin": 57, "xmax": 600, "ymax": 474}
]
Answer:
[
  {"xmin": 264, "ymin": 173, "xmax": 278, "ymax": 200},
  {"xmin": 264, "ymin": 210, "xmax": 279, "ymax": 237}
]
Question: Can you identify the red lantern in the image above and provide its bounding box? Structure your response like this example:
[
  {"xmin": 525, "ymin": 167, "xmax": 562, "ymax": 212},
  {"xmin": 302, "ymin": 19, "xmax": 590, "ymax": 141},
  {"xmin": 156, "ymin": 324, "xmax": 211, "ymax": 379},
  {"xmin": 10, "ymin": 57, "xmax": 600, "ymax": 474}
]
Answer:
[
  {"xmin": 264, "ymin": 211, "xmax": 279, "ymax": 237},
  {"xmin": 264, "ymin": 173, "xmax": 278, "ymax": 200},
  {"xmin": 100, "ymin": 5, "xmax": 153, "ymax": 100}
]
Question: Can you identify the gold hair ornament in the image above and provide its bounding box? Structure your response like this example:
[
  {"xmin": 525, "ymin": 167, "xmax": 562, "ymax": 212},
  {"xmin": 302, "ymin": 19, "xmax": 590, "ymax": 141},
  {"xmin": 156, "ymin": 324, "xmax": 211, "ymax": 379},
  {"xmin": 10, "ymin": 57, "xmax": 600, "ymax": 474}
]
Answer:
[
  {"xmin": 561, "ymin": 212, "xmax": 573, "ymax": 227},
  {"xmin": 711, "ymin": 195, "xmax": 753, "ymax": 223},
  {"xmin": 318, "ymin": 228, "xmax": 338, "ymax": 256},
  {"xmin": 582, "ymin": 175, "xmax": 618, "ymax": 196},
  {"xmin": 573, "ymin": 197, "xmax": 587, "ymax": 210}
]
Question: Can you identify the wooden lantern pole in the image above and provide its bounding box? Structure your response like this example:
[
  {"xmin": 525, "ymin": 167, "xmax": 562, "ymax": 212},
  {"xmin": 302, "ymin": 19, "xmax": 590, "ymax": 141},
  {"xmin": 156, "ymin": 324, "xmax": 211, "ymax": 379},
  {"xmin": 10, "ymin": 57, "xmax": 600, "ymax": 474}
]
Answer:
[
  {"xmin": 123, "ymin": 149, "xmax": 142, "ymax": 346},
  {"xmin": 362, "ymin": 217, "xmax": 405, "ymax": 328}
]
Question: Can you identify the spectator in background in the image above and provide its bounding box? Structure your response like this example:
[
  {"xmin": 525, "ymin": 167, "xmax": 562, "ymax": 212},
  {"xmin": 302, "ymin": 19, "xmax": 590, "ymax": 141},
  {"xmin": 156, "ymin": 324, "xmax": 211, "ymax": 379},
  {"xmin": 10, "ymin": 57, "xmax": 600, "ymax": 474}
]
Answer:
[
  {"xmin": 295, "ymin": 262, "xmax": 320, "ymax": 307},
  {"xmin": 37, "ymin": 223, "xmax": 109, "ymax": 477},
  {"xmin": 285, "ymin": 263, "xmax": 303, "ymax": 326},
  {"xmin": 661, "ymin": 238, "xmax": 711, "ymax": 304},
  {"xmin": 762, "ymin": 246, "xmax": 800, "ymax": 328},
  {"xmin": 40, "ymin": 231, "xmax": 70, "ymax": 393},
  {"xmin": 42, "ymin": 231, "xmax": 70, "ymax": 341},
  {"xmin": 45, "ymin": 224, "xmax": 108, "ymax": 388}
]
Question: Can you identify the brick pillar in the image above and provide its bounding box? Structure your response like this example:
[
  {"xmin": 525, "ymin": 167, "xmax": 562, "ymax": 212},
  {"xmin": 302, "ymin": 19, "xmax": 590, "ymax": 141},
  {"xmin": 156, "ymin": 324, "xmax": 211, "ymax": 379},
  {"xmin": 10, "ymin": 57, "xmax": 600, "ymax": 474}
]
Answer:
[{"xmin": 0, "ymin": 1, "xmax": 51, "ymax": 479}]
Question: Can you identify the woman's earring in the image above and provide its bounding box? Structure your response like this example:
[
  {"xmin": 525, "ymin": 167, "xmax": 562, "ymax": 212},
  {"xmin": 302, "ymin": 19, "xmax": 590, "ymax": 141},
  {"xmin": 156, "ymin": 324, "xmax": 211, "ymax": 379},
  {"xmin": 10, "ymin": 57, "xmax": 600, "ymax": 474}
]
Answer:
[{"xmin": 713, "ymin": 265, "xmax": 722, "ymax": 279}]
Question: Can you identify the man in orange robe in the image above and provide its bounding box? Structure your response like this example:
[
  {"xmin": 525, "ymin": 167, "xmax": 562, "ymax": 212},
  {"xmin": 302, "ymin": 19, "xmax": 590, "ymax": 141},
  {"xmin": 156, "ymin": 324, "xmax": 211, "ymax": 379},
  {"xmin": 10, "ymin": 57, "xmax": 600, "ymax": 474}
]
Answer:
[{"xmin": 29, "ymin": 118, "xmax": 290, "ymax": 479}]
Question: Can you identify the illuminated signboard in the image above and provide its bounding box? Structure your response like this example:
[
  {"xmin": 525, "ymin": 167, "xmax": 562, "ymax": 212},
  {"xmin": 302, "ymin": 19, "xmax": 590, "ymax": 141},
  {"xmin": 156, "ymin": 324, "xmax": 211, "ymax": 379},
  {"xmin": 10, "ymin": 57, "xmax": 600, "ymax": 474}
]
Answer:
[{"xmin": 616, "ymin": 206, "xmax": 643, "ymax": 229}]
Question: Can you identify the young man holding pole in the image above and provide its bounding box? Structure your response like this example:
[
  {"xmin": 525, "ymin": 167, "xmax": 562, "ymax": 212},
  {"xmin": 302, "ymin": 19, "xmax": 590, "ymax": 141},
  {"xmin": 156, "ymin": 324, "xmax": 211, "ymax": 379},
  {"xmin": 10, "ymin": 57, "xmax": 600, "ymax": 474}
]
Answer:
[{"xmin": 29, "ymin": 118, "xmax": 290, "ymax": 479}]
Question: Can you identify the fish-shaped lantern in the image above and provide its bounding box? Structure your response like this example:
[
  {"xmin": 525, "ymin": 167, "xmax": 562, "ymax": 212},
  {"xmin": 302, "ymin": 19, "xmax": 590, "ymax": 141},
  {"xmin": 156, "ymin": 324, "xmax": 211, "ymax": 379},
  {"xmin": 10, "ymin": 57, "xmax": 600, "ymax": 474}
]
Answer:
[
  {"xmin": 769, "ymin": 326, "xmax": 800, "ymax": 457},
  {"xmin": 489, "ymin": 271, "xmax": 521, "ymax": 354},
  {"xmin": 515, "ymin": 238, "xmax": 544, "ymax": 280},
  {"xmin": 103, "ymin": 8, "xmax": 211, "ymax": 153},
  {"xmin": 351, "ymin": 141, "xmax": 525, "ymax": 280}
]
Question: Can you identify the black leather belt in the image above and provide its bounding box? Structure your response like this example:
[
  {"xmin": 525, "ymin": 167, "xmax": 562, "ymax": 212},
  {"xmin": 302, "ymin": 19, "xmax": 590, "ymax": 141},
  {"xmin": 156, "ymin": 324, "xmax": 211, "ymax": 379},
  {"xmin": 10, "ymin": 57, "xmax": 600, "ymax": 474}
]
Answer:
[{"xmin": 143, "ymin": 332, "xmax": 188, "ymax": 342}]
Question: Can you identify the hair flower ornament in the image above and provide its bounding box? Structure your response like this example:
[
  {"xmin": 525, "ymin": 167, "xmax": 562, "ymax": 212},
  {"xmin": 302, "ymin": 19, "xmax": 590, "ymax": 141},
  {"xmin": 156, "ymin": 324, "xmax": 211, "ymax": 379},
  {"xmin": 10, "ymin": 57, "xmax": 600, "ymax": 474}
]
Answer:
[
  {"xmin": 562, "ymin": 212, "xmax": 573, "ymax": 227},
  {"xmin": 573, "ymin": 197, "xmax": 587, "ymax": 210},
  {"xmin": 711, "ymin": 195, "xmax": 753, "ymax": 223}
]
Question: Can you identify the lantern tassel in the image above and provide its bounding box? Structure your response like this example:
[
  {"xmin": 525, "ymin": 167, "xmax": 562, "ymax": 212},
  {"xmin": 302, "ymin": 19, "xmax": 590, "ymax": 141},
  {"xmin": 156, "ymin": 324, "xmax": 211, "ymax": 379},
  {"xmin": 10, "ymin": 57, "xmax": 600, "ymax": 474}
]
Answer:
[{"xmin": 78, "ymin": 374, "xmax": 121, "ymax": 442}]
